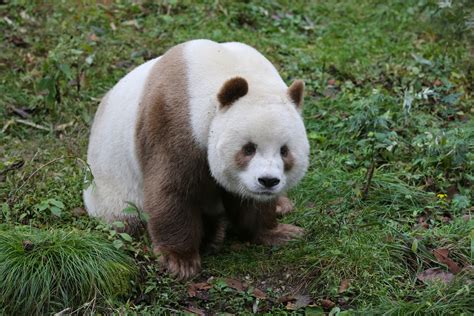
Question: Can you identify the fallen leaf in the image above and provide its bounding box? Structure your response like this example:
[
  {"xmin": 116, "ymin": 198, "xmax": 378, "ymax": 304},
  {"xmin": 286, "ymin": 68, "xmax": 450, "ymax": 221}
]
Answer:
[
  {"xmin": 433, "ymin": 248, "xmax": 461, "ymax": 274},
  {"xmin": 184, "ymin": 305, "xmax": 205, "ymax": 316},
  {"xmin": 293, "ymin": 294, "xmax": 311, "ymax": 309},
  {"xmin": 55, "ymin": 121, "xmax": 75, "ymax": 132},
  {"xmin": 417, "ymin": 268, "xmax": 454, "ymax": 284},
  {"xmin": 439, "ymin": 212, "xmax": 452, "ymax": 223},
  {"xmin": 417, "ymin": 214, "xmax": 430, "ymax": 229},
  {"xmin": 88, "ymin": 33, "xmax": 98, "ymax": 42},
  {"xmin": 225, "ymin": 278, "xmax": 245, "ymax": 291},
  {"xmin": 280, "ymin": 294, "xmax": 311, "ymax": 310},
  {"xmin": 286, "ymin": 302, "xmax": 297, "ymax": 310},
  {"xmin": 71, "ymin": 207, "xmax": 86, "ymax": 217},
  {"xmin": 230, "ymin": 242, "xmax": 248, "ymax": 251},
  {"xmin": 252, "ymin": 288, "xmax": 267, "ymax": 299},
  {"xmin": 433, "ymin": 79, "xmax": 442, "ymax": 86},
  {"xmin": 338, "ymin": 279, "xmax": 350, "ymax": 293},
  {"xmin": 187, "ymin": 282, "xmax": 212, "ymax": 298},
  {"xmin": 320, "ymin": 298, "xmax": 336, "ymax": 309},
  {"xmin": 278, "ymin": 294, "xmax": 295, "ymax": 303}
]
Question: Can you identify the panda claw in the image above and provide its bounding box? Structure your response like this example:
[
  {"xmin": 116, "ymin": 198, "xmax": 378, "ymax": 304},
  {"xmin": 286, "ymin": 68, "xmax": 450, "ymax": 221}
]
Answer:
[
  {"xmin": 154, "ymin": 246, "xmax": 201, "ymax": 280},
  {"xmin": 275, "ymin": 196, "xmax": 294, "ymax": 217},
  {"xmin": 255, "ymin": 223, "xmax": 305, "ymax": 246}
]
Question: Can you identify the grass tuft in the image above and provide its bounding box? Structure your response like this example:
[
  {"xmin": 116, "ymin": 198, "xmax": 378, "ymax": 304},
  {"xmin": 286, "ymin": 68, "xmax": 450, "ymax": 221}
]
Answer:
[{"xmin": 0, "ymin": 225, "xmax": 137, "ymax": 314}]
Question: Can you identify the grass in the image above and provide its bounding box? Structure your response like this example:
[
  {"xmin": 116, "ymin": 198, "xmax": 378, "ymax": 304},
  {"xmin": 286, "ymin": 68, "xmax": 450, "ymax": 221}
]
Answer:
[
  {"xmin": 1, "ymin": 0, "xmax": 473, "ymax": 314},
  {"xmin": 0, "ymin": 225, "xmax": 137, "ymax": 315}
]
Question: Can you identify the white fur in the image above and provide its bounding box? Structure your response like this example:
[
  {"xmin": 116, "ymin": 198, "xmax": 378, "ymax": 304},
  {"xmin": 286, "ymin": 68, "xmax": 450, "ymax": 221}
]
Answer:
[
  {"xmin": 84, "ymin": 57, "xmax": 160, "ymax": 221},
  {"xmin": 185, "ymin": 40, "xmax": 288, "ymax": 149},
  {"xmin": 207, "ymin": 94, "xmax": 309, "ymax": 201},
  {"xmin": 84, "ymin": 40, "xmax": 309, "ymax": 221}
]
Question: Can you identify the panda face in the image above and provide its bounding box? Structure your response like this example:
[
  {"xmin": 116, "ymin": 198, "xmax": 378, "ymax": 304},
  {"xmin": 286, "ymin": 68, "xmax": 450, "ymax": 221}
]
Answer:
[{"xmin": 208, "ymin": 100, "xmax": 309, "ymax": 201}]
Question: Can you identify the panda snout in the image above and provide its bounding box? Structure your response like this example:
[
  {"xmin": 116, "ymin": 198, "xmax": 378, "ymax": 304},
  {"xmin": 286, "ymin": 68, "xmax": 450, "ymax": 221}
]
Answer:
[{"xmin": 258, "ymin": 177, "xmax": 280, "ymax": 188}]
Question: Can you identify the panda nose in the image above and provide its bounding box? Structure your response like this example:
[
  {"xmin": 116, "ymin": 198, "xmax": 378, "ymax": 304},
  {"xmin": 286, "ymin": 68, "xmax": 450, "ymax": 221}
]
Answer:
[{"xmin": 258, "ymin": 177, "xmax": 280, "ymax": 188}]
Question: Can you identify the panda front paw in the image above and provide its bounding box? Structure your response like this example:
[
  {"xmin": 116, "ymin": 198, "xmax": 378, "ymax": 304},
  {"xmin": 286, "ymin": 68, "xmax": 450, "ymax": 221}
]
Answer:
[
  {"xmin": 275, "ymin": 196, "xmax": 294, "ymax": 217},
  {"xmin": 155, "ymin": 246, "xmax": 201, "ymax": 280},
  {"xmin": 255, "ymin": 223, "xmax": 304, "ymax": 246}
]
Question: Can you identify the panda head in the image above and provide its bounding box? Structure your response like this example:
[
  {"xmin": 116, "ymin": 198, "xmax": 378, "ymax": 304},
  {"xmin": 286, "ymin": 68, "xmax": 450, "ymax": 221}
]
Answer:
[{"xmin": 208, "ymin": 77, "xmax": 310, "ymax": 201}]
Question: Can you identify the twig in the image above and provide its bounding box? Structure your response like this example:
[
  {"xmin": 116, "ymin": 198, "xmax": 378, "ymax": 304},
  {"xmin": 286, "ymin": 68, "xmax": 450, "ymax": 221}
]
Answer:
[
  {"xmin": 362, "ymin": 161, "xmax": 375, "ymax": 200},
  {"xmin": 0, "ymin": 159, "xmax": 24, "ymax": 176},
  {"xmin": 10, "ymin": 106, "xmax": 31, "ymax": 119},
  {"xmin": 15, "ymin": 118, "xmax": 50, "ymax": 131}
]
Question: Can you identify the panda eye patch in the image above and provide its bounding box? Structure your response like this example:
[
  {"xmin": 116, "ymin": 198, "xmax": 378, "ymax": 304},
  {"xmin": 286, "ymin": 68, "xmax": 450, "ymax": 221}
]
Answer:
[
  {"xmin": 243, "ymin": 142, "xmax": 257, "ymax": 156},
  {"xmin": 280, "ymin": 145, "xmax": 289, "ymax": 157}
]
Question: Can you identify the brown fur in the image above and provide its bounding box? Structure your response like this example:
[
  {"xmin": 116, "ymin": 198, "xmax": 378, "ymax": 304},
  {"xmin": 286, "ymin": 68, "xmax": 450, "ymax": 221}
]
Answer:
[
  {"xmin": 288, "ymin": 80, "xmax": 305, "ymax": 108},
  {"xmin": 283, "ymin": 151, "xmax": 295, "ymax": 171},
  {"xmin": 234, "ymin": 147, "xmax": 255, "ymax": 169},
  {"xmin": 136, "ymin": 44, "xmax": 221, "ymax": 278},
  {"xmin": 217, "ymin": 77, "xmax": 248, "ymax": 107},
  {"xmin": 222, "ymin": 191, "xmax": 303, "ymax": 246}
]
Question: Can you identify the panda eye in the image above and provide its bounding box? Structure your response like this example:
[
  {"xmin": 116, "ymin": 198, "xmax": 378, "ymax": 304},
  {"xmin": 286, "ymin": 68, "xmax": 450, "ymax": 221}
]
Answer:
[
  {"xmin": 242, "ymin": 142, "xmax": 256, "ymax": 156},
  {"xmin": 280, "ymin": 145, "xmax": 289, "ymax": 157}
]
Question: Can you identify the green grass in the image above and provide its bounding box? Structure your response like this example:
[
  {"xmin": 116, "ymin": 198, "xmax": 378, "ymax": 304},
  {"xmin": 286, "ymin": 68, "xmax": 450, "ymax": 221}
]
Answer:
[
  {"xmin": 0, "ymin": 225, "xmax": 137, "ymax": 314},
  {"xmin": 1, "ymin": 0, "xmax": 473, "ymax": 314}
]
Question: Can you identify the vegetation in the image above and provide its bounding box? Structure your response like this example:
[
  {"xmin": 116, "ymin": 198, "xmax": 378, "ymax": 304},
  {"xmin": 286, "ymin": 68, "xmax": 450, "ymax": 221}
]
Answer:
[
  {"xmin": 0, "ymin": 226, "xmax": 137, "ymax": 314},
  {"xmin": 1, "ymin": 0, "xmax": 473, "ymax": 314}
]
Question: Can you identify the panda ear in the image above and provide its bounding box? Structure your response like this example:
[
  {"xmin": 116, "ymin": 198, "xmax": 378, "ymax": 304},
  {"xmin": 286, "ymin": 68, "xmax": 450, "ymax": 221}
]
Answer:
[
  {"xmin": 288, "ymin": 80, "xmax": 305, "ymax": 110},
  {"xmin": 217, "ymin": 77, "xmax": 249, "ymax": 108}
]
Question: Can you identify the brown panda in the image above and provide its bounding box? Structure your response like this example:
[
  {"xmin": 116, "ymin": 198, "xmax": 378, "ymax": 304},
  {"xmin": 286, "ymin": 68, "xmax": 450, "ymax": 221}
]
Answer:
[{"xmin": 84, "ymin": 40, "xmax": 310, "ymax": 279}]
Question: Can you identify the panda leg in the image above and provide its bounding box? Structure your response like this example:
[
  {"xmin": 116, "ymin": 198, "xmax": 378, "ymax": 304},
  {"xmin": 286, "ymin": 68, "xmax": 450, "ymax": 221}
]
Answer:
[
  {"xmin": 144, "ymin": 184, "xmax": 203, "ymax": 280},
  {"xmin": 223, "ymin": 192, "xmax": 304, "ymax": 246}
]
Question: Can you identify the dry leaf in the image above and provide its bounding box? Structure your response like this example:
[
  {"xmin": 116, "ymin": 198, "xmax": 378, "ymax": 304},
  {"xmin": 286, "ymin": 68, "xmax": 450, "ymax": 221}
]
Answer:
[
  {"xmin": 230, "ymin": 242, "xmax": 246, "ymax": 251},
  {"xmin": 417, "ymin": 215, "xmax": 430, "ymax": 229},
  {"xmin": 187, "ymin": 282, "xmax": 212, "ymax": 298},
  {"xmin": 225, "ymin": 278, "xmax": 244, "ymax": 291},
  {"xmin": 433, "ymin": 248, "xmax": 461, "ymax": 274},
  {"xmin": 293, "ymin": 295, "xmax": 311, "ymax": 309},
  {"xmin": 320, "ymin": 298, "xmax": 336, "ymax": 309},
  {"xmin": 184, "ymin": 306, "xmax": 205, "ymax": 316},
  {"xmin": 71, "ymin": 207, "xmax": 86, "ymax": 217},
  {"xmin": 280, "ymin": 294, "xmax": 311, "ymax": 310},
  {"xmin": 338, "ymin": 279, "xmax": 350, "ymax": 293},
  {"xmin": 417, "ymin": 268, "xmax": 454, "ymax": 284},
  {"xmin": 88, "ymin": 33, "xmax": 98, "ymax": 42},
  {"xmin": 55, "ymin": 121, "xmax": 75, "ymax": 132},
  {"xmin": 252, "ymin": 288, "xmax": 267, "ymax": 299},
  {"xmin": 278, "ymin": 294, "xmax": 295, "ymax": 303},
  {"xmin": 286, "ymin": 302, "xmax": 297, "ymax": 310}
]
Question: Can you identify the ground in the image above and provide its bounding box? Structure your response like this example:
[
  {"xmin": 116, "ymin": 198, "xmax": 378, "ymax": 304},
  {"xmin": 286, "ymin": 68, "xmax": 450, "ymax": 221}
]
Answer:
[{"xmin": 0, "ymin": 1, "xmax": 473, "ymax": 314}]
